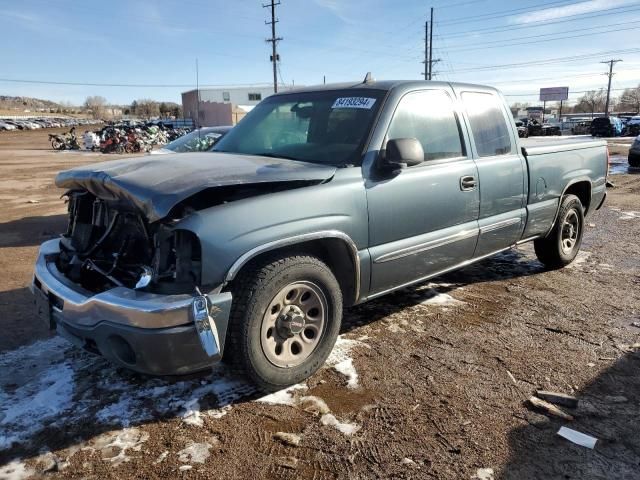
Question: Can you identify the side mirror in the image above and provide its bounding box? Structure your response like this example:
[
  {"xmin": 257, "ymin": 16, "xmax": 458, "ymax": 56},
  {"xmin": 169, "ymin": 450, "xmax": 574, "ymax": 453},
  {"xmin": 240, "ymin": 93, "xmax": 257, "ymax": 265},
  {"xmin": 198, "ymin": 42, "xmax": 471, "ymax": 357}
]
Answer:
[{"xmin": 380, "ymin": 138, "xmax": 424, "ymax": 172}]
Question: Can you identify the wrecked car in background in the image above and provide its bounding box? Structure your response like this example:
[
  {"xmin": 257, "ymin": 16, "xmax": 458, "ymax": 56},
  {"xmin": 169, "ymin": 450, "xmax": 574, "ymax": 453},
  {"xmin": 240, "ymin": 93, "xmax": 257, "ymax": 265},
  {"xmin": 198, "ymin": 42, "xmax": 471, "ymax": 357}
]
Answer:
[{"xmin": 32, "ymin": 80, "xmax": 608, "ymax": 390}]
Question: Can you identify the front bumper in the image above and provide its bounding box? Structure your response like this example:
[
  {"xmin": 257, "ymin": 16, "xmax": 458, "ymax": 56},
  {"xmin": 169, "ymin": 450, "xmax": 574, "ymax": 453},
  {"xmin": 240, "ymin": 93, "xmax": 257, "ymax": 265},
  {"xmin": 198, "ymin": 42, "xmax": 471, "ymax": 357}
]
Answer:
[{"xmin": 31, "ymin": 238, "xmax": 233, "ymax": 375}]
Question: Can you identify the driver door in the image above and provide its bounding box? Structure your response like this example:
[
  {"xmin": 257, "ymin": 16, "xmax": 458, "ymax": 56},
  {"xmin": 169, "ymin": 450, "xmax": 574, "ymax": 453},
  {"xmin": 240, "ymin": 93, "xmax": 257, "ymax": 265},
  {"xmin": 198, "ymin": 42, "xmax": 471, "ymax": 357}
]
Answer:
[{"xmin": 366, "ymin": 89, "xmax": 480, "ymax": 295}]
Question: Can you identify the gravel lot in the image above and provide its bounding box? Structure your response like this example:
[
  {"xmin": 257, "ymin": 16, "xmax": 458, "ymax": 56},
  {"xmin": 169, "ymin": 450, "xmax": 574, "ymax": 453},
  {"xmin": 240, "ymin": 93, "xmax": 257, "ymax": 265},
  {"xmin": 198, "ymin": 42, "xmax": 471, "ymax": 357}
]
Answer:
[{"xmin": 0, "ymin": 130, "xmax": 639, "ymax": 480}]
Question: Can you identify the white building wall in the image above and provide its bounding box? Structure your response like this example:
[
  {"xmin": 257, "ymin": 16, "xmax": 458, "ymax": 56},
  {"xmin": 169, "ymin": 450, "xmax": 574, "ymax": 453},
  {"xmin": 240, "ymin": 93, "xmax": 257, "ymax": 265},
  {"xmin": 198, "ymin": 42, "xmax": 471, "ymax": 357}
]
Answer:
[{"xmin": 187, "ymin": 85, "xmax": 292, "ymax": 107}]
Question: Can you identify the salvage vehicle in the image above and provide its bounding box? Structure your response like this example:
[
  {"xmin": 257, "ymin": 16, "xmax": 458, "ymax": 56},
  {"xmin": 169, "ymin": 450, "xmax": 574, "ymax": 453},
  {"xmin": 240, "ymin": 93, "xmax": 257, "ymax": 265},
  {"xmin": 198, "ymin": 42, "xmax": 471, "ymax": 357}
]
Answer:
[
  {"xmin": 515, "ymin": 121, "xmax": 528, "ymax": 138},
  {"xmin": 629, "ymin": 135, "xmax": 640, "ymax": 168},
  {"xmin": 591, "ymin": 116, "xmax": 623, "ymax": 137},
  {"xmin": 150, "ymin": 126, "xmax": 232, "ymax": 155},
  {"xmin": 32, "ymin": 79, "xmax": 608, "ymax": 390},
  {"xmin": 571, "ymin": 120, "xmax": 591, "ymax": 135}
]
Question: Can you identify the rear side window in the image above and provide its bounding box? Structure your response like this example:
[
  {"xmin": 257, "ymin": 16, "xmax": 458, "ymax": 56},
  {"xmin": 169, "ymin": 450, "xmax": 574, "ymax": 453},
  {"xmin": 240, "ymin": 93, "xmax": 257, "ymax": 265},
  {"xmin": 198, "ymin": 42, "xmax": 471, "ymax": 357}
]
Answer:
[
  {"xmin": 462, "ymin": 92, "xmax": 512, "ymax": 157},
  {"xmin": 387, "ymin": 90, "xmax": 465, "ymax": 161}
]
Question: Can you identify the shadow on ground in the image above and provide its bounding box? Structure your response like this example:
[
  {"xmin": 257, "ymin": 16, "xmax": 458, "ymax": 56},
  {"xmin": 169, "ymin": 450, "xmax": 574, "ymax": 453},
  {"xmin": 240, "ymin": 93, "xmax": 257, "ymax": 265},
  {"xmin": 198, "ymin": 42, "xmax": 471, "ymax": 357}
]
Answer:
[
  {"xmin": 0, "ymin": 214, "xmax": 66, "ymax": 248},
  {"xmin": 501, "ymin": 350, "xmax": 640, "ymax": 479}
]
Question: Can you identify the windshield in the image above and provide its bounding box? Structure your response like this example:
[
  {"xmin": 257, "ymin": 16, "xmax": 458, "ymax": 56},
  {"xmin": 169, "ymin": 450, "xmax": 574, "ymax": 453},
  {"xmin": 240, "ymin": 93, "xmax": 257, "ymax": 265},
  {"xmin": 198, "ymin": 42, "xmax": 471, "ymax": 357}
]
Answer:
[
  {"xmin": 213, "ymin": 89, "xmax": 386, "ymax": 166},
  {"xmin": 164, "ymin": 129, "xmax": 224, "ymax": 153}
]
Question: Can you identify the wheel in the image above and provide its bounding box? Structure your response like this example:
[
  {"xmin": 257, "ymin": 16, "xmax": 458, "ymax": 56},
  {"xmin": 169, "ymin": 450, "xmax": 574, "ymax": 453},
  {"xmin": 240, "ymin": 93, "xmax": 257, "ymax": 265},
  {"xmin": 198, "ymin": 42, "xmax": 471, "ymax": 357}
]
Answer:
[
  {"xmin": 226, "ymin": 254, "xmax": 343, "ymax": 390},
  {"xmin": 534, "ymin": 194, "xmax": 584, "ymax": 269},
  {"xmin": 629, "ymin": 154, "xmax": 640, "ymax": 168}
]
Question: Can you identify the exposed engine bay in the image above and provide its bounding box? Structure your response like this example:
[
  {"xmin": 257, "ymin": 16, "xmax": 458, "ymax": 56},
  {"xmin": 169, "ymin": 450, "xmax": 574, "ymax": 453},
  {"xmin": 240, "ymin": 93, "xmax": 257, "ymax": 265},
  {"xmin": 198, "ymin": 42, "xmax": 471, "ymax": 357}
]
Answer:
[{"xmin": 57, "ymin": 190, "xmax": 201, "ymax": 294}]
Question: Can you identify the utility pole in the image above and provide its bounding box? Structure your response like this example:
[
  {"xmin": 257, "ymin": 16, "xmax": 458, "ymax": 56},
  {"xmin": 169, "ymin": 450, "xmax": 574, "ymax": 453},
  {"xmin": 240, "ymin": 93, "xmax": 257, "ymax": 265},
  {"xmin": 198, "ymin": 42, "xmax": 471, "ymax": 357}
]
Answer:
[
  {"xmin": 428, "ymin": 8, "xmax": 434, "ymax": 80},
  {"xmin": 601, "ymin": 59, "xmax": 622, "ymax": 117},
  {"xmin": 424, "ymin": 21, "xmax": 429, "ymax": 80},
  {"xmin": 426, "ymin": 8, "xmax": 440, "ymax": 80},
  {"xmin": 263, "ymin": 0, "xmax": 282, "ymax": 93}
]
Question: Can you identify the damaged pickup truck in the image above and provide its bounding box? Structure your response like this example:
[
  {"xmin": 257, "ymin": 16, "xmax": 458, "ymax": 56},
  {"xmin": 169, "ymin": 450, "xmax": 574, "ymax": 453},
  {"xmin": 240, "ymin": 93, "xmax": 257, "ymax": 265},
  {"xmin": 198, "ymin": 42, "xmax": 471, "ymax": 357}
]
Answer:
[{"xmin": 32, "ymin": 80, "xmax": 608, "ymax": 390}]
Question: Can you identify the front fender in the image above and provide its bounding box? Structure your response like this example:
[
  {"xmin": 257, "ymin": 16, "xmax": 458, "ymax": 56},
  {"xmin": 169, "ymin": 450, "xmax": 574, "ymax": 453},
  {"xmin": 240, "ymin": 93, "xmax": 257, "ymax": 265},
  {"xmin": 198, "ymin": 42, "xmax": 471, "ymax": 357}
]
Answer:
[{"xmin": 175, "ymin": 168, "xmax": 368, "ymax": 287}]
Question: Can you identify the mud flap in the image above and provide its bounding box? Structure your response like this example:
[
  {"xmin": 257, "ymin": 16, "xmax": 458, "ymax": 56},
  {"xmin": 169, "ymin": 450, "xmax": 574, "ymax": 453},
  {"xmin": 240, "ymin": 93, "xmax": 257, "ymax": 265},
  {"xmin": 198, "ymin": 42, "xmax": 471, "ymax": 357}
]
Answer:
[{"xmin": 192, "ymin": 295, "xmax": 221, "ymax": 357}]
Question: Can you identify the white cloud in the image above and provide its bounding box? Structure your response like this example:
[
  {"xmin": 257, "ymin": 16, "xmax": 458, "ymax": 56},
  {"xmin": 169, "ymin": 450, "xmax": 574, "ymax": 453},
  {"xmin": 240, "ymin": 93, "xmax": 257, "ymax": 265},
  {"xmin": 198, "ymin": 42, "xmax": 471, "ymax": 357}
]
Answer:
[
  {"xmin": 313, "ymin": 0, "xmax": 354, "ymax": 23},
  {"xmin": 512, "ymin": 0, "xmax": 635, "ymax": 24}
]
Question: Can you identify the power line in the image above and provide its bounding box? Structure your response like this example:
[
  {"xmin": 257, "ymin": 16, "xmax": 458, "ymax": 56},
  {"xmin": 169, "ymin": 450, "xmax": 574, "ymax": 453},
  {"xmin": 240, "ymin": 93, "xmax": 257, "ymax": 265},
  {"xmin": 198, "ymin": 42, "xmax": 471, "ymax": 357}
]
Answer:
[
  {"xmin": 443, "ymin": 21, "xmax": 640, "ymax": 53},
  {"xmin": 0, "ymin": 78, "xmax": 276, "ymax": 88},
  {"xmin": 263, "ymin": 0, "xmax": 282, "ymax": 93},
  {"xmin": 504, "ymin": 87, "xmax": 629, "ymax": 97},
  {"xmin": 438, "ymin": 0, "xmax": 581, "ymax": 25},
  {"xmin": 445, "ymin": 48, "xmax": 640, "ymax": 73},
  {"xmin": 441, "ymin": 4, "xmax": 640, "ymax": 37}
]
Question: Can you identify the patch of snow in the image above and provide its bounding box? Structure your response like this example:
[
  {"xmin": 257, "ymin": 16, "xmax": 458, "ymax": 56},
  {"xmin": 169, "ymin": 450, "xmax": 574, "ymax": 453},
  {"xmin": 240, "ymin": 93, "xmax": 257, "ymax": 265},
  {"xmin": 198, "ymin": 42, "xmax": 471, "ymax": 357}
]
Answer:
[
  {"xmin": 255, "ymin": 383, "xmax": 307, "ymax": 406},
  {"xmin": 298, "ymin": 395, "xmax": 331, "ymax": 415},
  {"xmin": 178, "ymin": 442, "xmax": 211, "ymax": 464},
  {"xmin": 333, "ymin": 358, "xmax": 359, "ymax": 389},
  {"xmin": 88, "ymin": 428, "xmax": 150, "ymax": 466},
  {"xmin": 620, "ymin": 211, "xmax": 640, "ymax": 220},
  {"xmin": 181, "ymin": 398, "xmax": 204, "ymax": 427},
  {"xmin": 473, "ymin": 468, "xmax": 495, "ymax": 480},
  {"xmin": 0, "ymin": 460, "xmax": 33, "ymax": 480},
  {"xmin": 567, "ymin": 251, "xmax": 592, "ymax": 269},
  {"xmin": 0, "ymin": 338, "xmax": 76, "ymax": 449},
  {"xmin": 420, "ymin": 290, "xmax": 465, "ymax": 306},
  {"xmin": 155, "ymin": 451, "xmax": 169, "ymax": 464},
  {"xmin": 320, "ymin": 413, "xmax": 360, "ymax": 435}
]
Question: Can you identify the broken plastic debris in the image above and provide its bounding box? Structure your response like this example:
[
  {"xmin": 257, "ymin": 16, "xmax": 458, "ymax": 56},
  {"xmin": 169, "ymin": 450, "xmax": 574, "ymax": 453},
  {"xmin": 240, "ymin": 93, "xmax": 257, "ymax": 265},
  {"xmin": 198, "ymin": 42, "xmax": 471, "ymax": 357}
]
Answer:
[{"xmin": 557, "ymin": 426, "xmax": 597, "ymax": 449}]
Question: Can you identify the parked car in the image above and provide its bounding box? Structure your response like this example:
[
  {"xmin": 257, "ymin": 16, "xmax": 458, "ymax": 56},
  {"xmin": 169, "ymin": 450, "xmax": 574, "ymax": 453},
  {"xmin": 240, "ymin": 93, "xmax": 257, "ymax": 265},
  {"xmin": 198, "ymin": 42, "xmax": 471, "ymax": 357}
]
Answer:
[
  {"xmin": 150, "ymin": 126, "xmax": 232, "ymax": 155},
  {"xmin": 623, "ymin": 116, "xmax": 640, "ymax": 137},
  {"xmin": 0, "ymin": 121, "xmax": 16, "ymax": 131},
  {"xmin": 571, "ymin": 120, "xmax": 592, "ymax": 135},
  {"xmin": 515, "ymin": 121, "xmax": 528, "ymax": 138},
  {"xmin": 591, "ymin": 116, "xmax": 624, "ymax": 137},
  {"xmin": 629, "ymin": 135, "xmax": 640, "ymax": 168},
  {"xmin": 542, "ymin": 123, "xmax": 562, "ymax": 136},
  {"xmin": 33, "ymin": 80, "xmax": 608, "ymax": 390}
]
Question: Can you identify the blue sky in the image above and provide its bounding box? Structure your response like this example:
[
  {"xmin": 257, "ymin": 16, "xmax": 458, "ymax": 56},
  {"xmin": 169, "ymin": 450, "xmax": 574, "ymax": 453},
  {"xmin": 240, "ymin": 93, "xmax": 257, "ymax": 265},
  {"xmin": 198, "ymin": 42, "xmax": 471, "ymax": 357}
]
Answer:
[{"xmin": 1, "ymin": 0, "xmax": 640, "ymax": 106}]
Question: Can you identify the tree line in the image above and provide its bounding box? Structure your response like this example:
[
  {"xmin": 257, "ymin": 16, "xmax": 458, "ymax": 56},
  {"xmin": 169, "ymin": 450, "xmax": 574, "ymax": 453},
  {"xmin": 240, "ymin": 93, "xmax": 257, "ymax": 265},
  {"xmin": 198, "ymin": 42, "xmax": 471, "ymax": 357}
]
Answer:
[
  {"xmin": 511, "ymin": 84, "xmax": 640, "ymax": 118},
  {"xmin": 83, "ymin": 96, "xmax": 182, "ymax": 119}
]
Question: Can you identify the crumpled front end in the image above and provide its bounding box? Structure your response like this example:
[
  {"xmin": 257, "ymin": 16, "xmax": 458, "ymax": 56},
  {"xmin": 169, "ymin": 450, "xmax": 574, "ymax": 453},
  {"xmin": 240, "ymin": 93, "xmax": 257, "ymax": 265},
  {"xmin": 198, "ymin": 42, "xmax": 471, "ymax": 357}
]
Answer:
[{"xmin": 30, "ymin": 190, "xmax": 233, "ymax": 375}]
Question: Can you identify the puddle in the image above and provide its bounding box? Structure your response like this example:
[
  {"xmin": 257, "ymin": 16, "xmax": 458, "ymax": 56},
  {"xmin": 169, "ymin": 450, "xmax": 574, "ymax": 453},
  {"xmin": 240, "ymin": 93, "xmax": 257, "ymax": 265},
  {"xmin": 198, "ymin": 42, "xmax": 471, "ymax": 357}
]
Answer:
[{"xmin": 609, "ymin": 155, "xmax": 640, "ymax": 175}]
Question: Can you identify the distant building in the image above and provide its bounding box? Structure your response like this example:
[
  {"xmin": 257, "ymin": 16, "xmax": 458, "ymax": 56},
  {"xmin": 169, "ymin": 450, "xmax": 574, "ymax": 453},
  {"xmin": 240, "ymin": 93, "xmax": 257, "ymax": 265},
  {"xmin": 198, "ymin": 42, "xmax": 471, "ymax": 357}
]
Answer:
[{"xmin": 181, "ymin": 84, "xmax": 293, "ymax": 127}]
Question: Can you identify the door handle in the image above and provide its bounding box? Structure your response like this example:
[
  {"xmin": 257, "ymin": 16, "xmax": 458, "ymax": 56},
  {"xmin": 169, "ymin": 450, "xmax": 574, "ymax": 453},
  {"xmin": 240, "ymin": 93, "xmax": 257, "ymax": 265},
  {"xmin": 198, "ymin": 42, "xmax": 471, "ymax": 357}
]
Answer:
[{"xmin": 460, "ymin": 175, "xmax": 477, "ymax": 191}]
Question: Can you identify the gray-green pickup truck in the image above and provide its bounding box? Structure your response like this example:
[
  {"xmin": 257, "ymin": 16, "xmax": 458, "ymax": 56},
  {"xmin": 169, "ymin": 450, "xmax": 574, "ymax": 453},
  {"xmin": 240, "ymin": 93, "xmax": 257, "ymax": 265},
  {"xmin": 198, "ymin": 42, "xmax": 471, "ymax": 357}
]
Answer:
[{"xmin": 32, "ymin": 80, "xmax": 608, "ymax": 389}]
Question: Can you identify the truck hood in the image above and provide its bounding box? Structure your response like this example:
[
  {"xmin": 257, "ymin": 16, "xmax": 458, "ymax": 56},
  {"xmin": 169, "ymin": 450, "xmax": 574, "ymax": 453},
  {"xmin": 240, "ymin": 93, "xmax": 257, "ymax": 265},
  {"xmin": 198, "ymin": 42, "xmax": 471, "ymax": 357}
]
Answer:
[{"xmin": 55, "ymin": 152, "xmax": 336, "ymax": 222}]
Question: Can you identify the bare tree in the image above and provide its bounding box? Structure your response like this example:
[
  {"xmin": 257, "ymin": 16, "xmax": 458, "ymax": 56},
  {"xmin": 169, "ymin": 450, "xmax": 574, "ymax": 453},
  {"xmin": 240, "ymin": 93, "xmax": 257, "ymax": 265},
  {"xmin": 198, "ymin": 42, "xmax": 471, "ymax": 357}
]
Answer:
[
  {"xmin": 618, "ymin": 85, "xmax": 640, "ymax": 113},
  {"xmin": 134, "ymin": 99, "xmax": 160, "ymax": 119},
  {"xmin": 574, "ymin": 90, "xmax": 606, "ymax": 118},
  {"xmin": 84, "ymin": 96, "xmax": 107, "ymax": 119}
]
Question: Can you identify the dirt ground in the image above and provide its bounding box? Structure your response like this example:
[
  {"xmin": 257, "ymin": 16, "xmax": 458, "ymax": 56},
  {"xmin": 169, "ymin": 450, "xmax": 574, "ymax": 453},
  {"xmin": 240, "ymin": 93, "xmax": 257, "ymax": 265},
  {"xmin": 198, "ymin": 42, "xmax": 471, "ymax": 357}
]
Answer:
[{"xmin": 0, "ymin": 131, "xmax": 639, "ymax": 480}]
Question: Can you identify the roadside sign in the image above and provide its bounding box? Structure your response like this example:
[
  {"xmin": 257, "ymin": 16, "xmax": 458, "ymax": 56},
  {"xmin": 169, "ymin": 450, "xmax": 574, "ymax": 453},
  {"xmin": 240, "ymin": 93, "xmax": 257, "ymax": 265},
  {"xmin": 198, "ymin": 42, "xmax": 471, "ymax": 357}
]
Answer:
[{"xmin": 540, "ymin": 87, "xmax": 569, "ymax": 102}]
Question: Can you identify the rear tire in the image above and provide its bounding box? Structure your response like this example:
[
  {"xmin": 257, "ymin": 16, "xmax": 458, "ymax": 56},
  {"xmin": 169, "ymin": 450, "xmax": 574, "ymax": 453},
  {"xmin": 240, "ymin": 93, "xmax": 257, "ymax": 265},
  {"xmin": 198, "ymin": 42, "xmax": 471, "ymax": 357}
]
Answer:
[
  {"xmin": 225, "ymin": 254, "xmax": 343, "ymax": 391},
  {"xmin": 534, "ymin": 194, "xmax": 584, "ymax": 269}
]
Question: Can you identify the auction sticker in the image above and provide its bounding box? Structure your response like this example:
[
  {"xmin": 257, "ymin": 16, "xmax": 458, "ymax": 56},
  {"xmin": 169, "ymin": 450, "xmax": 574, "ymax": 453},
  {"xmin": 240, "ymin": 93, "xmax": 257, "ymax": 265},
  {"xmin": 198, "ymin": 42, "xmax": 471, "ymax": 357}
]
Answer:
[{"xmin": 332, "ymin": 97, "xmax": 376, "ymax": 109}]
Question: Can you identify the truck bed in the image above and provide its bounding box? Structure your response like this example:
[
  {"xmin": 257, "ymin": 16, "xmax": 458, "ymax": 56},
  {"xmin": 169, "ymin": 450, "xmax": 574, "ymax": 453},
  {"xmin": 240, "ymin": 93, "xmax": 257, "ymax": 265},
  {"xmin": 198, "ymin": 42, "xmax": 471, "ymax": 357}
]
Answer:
[{"xmin": 521, "ymin": 136, "xmax": 607, "ymax": 157}]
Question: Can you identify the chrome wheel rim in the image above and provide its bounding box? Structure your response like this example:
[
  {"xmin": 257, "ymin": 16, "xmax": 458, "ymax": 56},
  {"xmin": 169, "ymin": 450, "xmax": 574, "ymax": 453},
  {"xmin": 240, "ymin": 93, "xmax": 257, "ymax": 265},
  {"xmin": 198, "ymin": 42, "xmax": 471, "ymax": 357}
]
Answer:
[
  {"xmin": 561, "ymin": 209, "xmax": 580, "ymax": 254},
  {"xmin": 260, "ymin": 281, "xmax": 328, "ymax": 368}
]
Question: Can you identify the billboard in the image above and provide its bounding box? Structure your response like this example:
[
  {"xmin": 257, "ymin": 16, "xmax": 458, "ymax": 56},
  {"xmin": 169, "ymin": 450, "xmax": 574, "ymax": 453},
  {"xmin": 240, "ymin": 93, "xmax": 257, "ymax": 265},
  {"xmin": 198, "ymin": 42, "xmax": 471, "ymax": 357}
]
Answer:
[{"xmin": 540, "ymin": 87, "xmax": 569, "ymax": 102}]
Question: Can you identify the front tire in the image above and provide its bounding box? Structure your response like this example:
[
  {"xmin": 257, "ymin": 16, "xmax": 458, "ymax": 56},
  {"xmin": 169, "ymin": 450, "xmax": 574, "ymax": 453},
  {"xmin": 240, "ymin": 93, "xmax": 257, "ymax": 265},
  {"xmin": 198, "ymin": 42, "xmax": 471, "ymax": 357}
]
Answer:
[
  {"xmin": 534, "ymin": 194, "xmax": 584, "ymax": 269},
  {"xmin": 226, "ymin": 254, "xmax": 343, "ymax": 390}
]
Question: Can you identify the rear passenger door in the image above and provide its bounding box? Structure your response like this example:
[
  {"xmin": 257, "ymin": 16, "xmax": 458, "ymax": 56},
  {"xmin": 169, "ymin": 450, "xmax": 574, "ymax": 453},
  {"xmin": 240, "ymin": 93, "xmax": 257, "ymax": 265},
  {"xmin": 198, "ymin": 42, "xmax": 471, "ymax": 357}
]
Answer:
[
  {"xmin": 457, "ymin": 90, "xmax": 526, "ymax": 257},
  {"xmin": 366, "ymin": 88, "xmax": 480, "ymax": 295}
]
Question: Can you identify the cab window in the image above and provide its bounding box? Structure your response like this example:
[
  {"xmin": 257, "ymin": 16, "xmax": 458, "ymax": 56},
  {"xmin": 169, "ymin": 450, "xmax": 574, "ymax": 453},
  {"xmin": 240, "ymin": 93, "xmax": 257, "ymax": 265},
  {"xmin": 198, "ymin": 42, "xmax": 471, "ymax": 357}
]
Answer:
[
  {"xmin": 462, "ymin": 91, "xmax": 512, "ymax": 157},
  {"xmin": 387, "ymin": 90, "xmax": 465, "ymax": 162}
]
